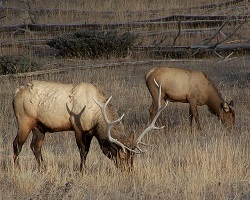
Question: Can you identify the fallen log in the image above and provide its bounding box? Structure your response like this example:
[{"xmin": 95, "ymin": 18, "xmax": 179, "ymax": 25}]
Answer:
[
  {"xmin": 0, "ymin": 16, "xmax": 248, "ymax": 33},
  {"xmin": 133, "ymin": 43, "xmax": 250, "ymax": 58},
  {"xmin": 139, "ymin": 14, "xmax": 250, "ymax": 23}
]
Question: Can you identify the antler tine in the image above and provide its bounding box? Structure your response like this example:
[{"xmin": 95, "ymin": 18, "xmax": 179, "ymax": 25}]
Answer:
[
  {"xmin": 136, "ymin": 103, "xmax": 167, "ymax": 146},
  {"xmin": 93, "ymin": 96, "xmax": 116, "ymax": 123},
  {"xmin": 154, "ymin": 79, "xmax": 161, "ymax": 111},
  {"xmin": 93, "ymin": 96, "xmax": 140, "ymax": 154},
  {"xmin": 136, "ymin": 79, "xmax": 168, "ymax": 152}
]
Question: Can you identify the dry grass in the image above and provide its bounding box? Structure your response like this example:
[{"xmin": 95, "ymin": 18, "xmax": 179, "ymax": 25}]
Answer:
[
  {"xmin": 0, "ymin": 57, "xmax": 250, "ymax": 199},
  {"xmin": 0, "ymin": 0, "xmax": 250, "ymax": 199},
  {"xmin": 2, "ymin": 0, "xmax": 228, "ymax": 25}
]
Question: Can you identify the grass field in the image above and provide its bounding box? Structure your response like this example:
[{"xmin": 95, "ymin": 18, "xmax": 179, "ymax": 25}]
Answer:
[{"xmin": 0, "ymin": 0, "xmax": 250, "ymax": 199}]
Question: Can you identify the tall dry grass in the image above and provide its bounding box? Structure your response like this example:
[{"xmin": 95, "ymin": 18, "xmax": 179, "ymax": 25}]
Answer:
[
  {"xmin": 0, "ymin": 57, "xmax": 249, "ymax": 199},
  {"xmin": 2, "ymin": 0, "xmax": 246, "ymax": 25}
]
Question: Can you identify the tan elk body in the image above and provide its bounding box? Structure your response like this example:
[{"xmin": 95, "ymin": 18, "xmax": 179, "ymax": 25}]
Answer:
[
  {"xmin": 145, "ymin": 66, "xmax": 235, "ymax": 130},
  {"xmin": 13, "ymin": 80, "xmax": 166, "ymax": 171}
]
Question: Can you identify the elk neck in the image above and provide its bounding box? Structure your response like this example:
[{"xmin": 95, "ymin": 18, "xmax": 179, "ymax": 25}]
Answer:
[
  {"xmin": 95, "ymin": 105, "xmax": 127, "ymax": 141},
  {"xmin": 206, "ymin": 84, "xmax": 224, "ymax": 117}
]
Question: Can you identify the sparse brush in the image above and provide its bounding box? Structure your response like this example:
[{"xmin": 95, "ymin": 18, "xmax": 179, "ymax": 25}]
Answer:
[
  {"xmin": 46, "ymin": 30, "xmax": 137, "ymax": 58},
  {"xmin": 0, "ymin": 55, "xmax": 41, "ymax": 75}
]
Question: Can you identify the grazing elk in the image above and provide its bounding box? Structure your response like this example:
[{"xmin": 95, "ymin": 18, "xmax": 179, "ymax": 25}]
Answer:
[
  {"xmin": 13, "ymin": 80, "xmax": 167, "ymax": 172},
  {"xmin": 145, "ymin": 66, "xmax": 235, "ymax": 130}
]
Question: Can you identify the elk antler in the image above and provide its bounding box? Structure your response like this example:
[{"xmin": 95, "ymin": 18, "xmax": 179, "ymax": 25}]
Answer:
[
  {"xmin": 93, "ymin": 96, "xmax": 139, "ymax": 154},
  {"xmin": 136, "ymin": 79, "xmax": 168, "ymax": 152}
]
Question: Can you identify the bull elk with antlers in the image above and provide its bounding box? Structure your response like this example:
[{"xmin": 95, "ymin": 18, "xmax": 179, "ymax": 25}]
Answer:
[
  {"xmin": 13, "ymin": 80, "xmax": 167, "ymax": 172},
  {"xmin": 145, "ymin": 66, "xmax": 235, "ymax": 130}
]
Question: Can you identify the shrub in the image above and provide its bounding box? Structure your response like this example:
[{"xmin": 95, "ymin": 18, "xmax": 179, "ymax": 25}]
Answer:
[
  {"xmin": 0, "ymin": 55, "xmax": 41, "ymax": 75},
  {"xmin": 47, "ymin": 30, "xmax": 137, "ymax": 58}
]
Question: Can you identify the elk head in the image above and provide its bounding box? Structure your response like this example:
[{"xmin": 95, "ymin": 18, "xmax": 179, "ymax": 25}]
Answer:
[
  {"xmin": 93, "ymin": 79, "xmax": 168, "ymax": 171},
  {"xmin": 220, "ymin": 100, "xmax": 235, "ymax": 129}
]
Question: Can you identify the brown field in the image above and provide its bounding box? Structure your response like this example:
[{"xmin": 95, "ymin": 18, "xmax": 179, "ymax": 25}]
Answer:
[{"xmin": 0, "ymin": 0, "xmax": 250, "ymax": 199}]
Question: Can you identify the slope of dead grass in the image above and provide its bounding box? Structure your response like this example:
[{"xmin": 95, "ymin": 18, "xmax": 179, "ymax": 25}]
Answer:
[{"xmin": 0, "ymin": 56, "xmax": 249, "ymax": 199}]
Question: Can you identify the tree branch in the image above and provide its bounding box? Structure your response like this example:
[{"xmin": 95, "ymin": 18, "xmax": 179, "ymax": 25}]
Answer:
[
  {"xmin": 203, "ymin": 16, "xmax": 231, "ymax": 45},
  {"xmin": 172, "ymin": 20, "xmax": 181, "ymax": 47},
  {"xmin": 212, "ymin": 18, "xmax": 247, "ymax": 48}
]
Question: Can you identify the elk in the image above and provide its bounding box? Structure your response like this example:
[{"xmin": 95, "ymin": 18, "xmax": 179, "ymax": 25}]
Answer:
[
  {"xmin": 13, "ymin": 80, "xmax": 167, "ymax": 172},
  {"xmin": 145, "ymin": 66, "xmax": 235, "ymax": 130}
]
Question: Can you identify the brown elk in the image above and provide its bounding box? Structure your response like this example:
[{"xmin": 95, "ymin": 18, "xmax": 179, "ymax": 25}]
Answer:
[
  {"xmin": 145, "ymin": 66, "xmax": 235, "ymax": 130},
  {"xmin": 13, "ymin": 80, "xmax": 167, "ymax": 172}
]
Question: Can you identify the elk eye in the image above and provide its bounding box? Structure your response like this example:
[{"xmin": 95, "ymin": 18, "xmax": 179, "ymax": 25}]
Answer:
[{"xmin": 119, "ymin": 150, "xmax": 127, "ymax": 159}]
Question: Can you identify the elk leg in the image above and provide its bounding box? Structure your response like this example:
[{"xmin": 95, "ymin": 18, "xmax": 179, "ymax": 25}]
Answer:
[
  {"xmin": 189, "ymin": 107, "xmax": 194, "ymax": 128},
  {"xmin": 13, "ymin": 119, "xmax": 34, "ymax": 169},
  {"xmin": 82, "ymin": 134, "xmax": 93, "ymax": 170},
  {"xmin": 149, "ymin": 103, "xmax": 155, "ymax": 124},
  {"xmin": 150, "ymin": 102, "xmax": 163, "ymax": 127},
  {"xmin": 13, "ymin": 134, "xmax": 25, "ymax": 169},
  {"xmin": 75, "ymin": 132, "xmax": 93, "ymax": 172},
  {"xmin": 30, "ymin": 127, "xmax": 45, "ymax": 171},
  {"xmin": 189, "ymin": 102, "xmax": 201, "ymax": 131}
]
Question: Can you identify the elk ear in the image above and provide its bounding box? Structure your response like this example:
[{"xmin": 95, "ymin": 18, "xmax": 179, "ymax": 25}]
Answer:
[
  {"xmin": 221, "ymin": 102, "xmax": 230, "ymax": 112},
  {"xmin": 128, "ymin": 131, "xmax": 135, "ymax": 142},
  {"xmin": 229, "ymin": 100, "xmax": 234, "ymax": 108}
]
